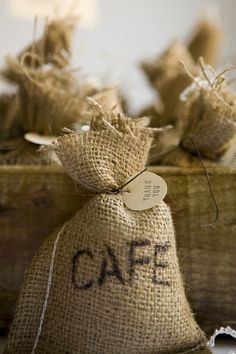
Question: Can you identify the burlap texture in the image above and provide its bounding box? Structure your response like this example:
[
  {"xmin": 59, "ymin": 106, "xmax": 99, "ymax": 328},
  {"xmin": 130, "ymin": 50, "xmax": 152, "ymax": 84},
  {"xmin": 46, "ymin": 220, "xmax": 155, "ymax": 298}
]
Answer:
[
  {"xmin": 141, "ymin": 41, "xmax": 197, "ymax": 126},
  {"xmin": 92, "ymin": 87, "xmax": 123, "ymax": 114},
  {"xmin": 5, "ymin": 110, "xmax": 206, "ymax": 354},
  {"xmin": 151, "ymin": 147, "xmax": 205, "ymax": 168},
  {"xmin": 2, "ymin": 16, "xmax": 76, "ymax": 83},
  {"xmin": 0, "ymin": 60, "xmax": 80, "ymax": 164},
  {"xmin": 181, "ymin": 89, "xmax": 236, "ymax": 160},
  {"xmin": 149, "ymin": 67, "xmax": 236, "ymax": 166},
  {"xmin": 4, "ymin": 57, "xmax": 83, "ymax": 135},
  {"xmin": 0, "ymin": 58, "xmax": 124, "ymax": 164},
  {"xmin": 188, "ymin": 17, "xmax": 223, "ymax": 66},
  {"xmin": 0, "ymin": 139, "xmax": 58, "ymax": 165},
  {"xmin": 0, "ymin": 93, "xmax": 20, "ymax": 141},
  {"xmin": 0, "ymin": 16, "xmax": 79, "ymax": 165}
]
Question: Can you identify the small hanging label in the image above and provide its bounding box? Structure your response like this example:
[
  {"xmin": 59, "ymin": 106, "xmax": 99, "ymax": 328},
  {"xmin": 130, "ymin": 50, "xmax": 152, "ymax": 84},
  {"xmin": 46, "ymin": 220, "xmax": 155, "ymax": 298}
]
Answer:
[
  {"xmin": 24, "ymin": 132, "xmax": 56, "ymax": 146},
  {"xmin": 122, "ymin": 171, "xmax": 167, "ymax": 211}
]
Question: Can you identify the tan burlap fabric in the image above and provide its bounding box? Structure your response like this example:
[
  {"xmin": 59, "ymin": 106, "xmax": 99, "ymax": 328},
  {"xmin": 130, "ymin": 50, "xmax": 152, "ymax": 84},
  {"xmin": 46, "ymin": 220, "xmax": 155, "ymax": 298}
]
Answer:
[
  {"xmin": 141, "ymin": 41, "xmax": 197, "ymax": 126},
  {"xmin": 0, "ymin": 139, "xmax": 58, "ymax": 165},
  {"xmin": 4, "ymin": 57, "xmax": 83, "ymax": 135},
  {"xmin": 0, "ymin": 93, "xmax": 20, "ymax": 141},
  {"xmin": 0, "ymin": 58, "xmax": 81, "ymax": 164},
  {"xmin": 181, "ymin": 89, "xmax": 236, "ymax": 161},
  {"xmin": 188, "ymin": 17, "xmax": 223, "ymax": 66},
  {"xmin": 5, "ymin": 108, "xmax": 206, "ymax": 354},
  {"xmin": 0, "ymin": 16, "xmax": 80, "ymax": 164},
  {"xmin": 151, "ymin": 146, "xmax": 205, "ymax": 168},
  {"xmin": 2, "ymin": 16, "xmax": 77, "ymax": 83},
  {"xmin": 149, "ymin": 65, "xmax": 236, "ymax": 166},
  {"xmin": 0, "ymin": 58, "xmax": 123, "ymax": 164}
]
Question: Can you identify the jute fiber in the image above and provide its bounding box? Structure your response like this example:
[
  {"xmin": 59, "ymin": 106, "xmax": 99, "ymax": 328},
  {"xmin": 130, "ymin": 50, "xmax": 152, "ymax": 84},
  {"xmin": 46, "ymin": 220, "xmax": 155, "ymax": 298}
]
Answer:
[
  {"xmin": 0, "ymin": 139, "xmax": 57, "ymax": 165},
  {"xmin": 6, "ymin": 58, "xmax": 84, "ymax": 135},
  {"xmin": 141, "ymin": 41, "xmax": 197, "ymax": 126},
  {"xmin": 72, "ymin": 86, "xmax": 124, "ymax": 130},
  {"xmin": 0, "ymin": 93, "xmax": 21, "ymax": 141},
  {"xmin": 178, "ymin": 61, "xmax": 236, "ymax": 160},
  {"xmin": 0, "ymin": 16, "xmax": 80, "ymax": 164},
  {"xmin": 5, "ymin": 105, "xmax": 206, "ymax": 354},
  {"xmin": 181, "ymin": 90, "xmax": 236, "ymax": 160},
  {"xmin": 149, "ymin": 62, "xmax": 236, "ymax": 166},
  {"xmin": 187, "ymin": 17, "xmax": 223, "ymax": 66},
  {"xmin": 0, "ymin": 58, "xmax": 81, "ymax": 165},
  {"xmin": 152, "ymin": 146, "xmax": 207, "ymax": 168},
  {"xmin": 0, "ymin": 56, "xmax": 124, "ymax": 164},
  {"xmin": 2, "ymin": 16, "xmax": 77, "ymax": 83}
]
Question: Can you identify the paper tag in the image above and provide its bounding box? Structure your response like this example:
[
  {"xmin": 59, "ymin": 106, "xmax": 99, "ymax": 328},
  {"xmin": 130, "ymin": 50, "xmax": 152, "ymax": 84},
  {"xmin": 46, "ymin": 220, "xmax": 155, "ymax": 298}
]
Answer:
[
  {"xmin": 24, "ymin": 132, "xmax": 56, "ymax": 146},
  {"xmin": 122, "ymin": 171, "xmax": 167, "ymax": 211}
]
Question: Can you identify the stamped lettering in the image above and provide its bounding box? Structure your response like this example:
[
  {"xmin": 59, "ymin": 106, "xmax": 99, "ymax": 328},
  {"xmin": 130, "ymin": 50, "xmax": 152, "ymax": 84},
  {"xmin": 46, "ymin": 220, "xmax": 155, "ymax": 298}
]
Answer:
[
  {"xmin": 98, "ymin": 244, "xmax": 125, "ymax": 286},
  {"xmin": 127, "ymin": 240, "xmax": 151, "ymax": 284},
  {"xmin": 72, "ymin": 250, "xmax": 94, "ymax": 290},
  {"xmin": 72, "ymin": 240, "xmax": 171, "ymax": 289}
]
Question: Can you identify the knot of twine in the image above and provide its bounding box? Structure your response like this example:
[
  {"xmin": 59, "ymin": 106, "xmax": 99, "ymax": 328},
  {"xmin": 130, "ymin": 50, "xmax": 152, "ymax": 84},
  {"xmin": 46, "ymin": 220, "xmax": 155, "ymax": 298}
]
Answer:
[{"xmin": 106, "ymin": 168, "xmax": 147, "ymax": 195}]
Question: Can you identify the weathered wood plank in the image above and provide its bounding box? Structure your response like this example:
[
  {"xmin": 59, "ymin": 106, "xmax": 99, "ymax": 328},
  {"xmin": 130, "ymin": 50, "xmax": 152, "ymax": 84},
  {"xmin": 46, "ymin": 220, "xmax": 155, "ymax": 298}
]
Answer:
[{"xmin": 0, "ymin": 165, "xmax": 235, "ymax": 335}]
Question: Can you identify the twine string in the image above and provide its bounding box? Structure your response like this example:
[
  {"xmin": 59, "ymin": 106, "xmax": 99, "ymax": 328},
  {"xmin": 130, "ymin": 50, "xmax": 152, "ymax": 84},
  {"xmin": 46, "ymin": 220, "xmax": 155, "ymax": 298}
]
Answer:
[
  {"xmin": 31, "ymin": 223, "xmax": 67, "ymax": 354},
  {"xmin": 112, "ymin": 168, "xmax": 147, "ymax": 194},
  {"xmin": 184, "ymin": 137, "xmax": 219, "ymax": 228}
]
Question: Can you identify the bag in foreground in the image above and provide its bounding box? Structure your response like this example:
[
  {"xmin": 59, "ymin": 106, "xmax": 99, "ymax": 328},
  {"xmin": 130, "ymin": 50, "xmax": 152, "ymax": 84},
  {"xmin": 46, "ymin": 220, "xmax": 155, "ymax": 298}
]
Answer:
[{"xmin": 5, "ymin": 103, "xmax": 207, "ymax": 354}]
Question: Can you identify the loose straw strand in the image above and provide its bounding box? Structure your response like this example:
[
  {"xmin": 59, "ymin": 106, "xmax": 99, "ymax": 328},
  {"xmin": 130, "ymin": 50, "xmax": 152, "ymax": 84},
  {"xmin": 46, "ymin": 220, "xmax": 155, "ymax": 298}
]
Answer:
[{"xmin": 31, "ymin": 15, "xmax": 38, "ymax": 69}]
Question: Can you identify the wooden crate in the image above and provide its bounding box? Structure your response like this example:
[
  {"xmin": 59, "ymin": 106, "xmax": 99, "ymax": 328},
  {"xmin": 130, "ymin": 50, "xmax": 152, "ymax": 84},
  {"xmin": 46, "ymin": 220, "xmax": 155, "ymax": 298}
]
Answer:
[{"xmin": 0, "ymin": 165, "xmax": 235, "ymax": 335}]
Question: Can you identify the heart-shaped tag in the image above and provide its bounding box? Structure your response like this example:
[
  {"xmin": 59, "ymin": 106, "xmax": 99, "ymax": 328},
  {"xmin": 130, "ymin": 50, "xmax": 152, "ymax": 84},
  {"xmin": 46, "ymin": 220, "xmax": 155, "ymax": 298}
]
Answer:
[{"xmin": 122, "ymin": 171, "xmax": 167, "ymax": 211}]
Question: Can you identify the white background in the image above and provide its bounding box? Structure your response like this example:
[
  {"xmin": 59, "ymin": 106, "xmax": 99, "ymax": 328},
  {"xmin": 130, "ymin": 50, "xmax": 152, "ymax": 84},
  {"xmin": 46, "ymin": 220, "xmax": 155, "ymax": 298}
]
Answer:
[{"xmin": 1, "ymin": 0, "xmax": 236, "ymax": 112}]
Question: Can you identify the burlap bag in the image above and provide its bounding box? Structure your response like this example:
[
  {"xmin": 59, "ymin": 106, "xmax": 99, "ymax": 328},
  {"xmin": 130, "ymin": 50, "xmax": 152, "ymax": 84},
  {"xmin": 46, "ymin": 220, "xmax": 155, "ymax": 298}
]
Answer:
[
  {"xmin": 6, "ymin": 58, "xmax": 83, "ymax": 133},
  {"xmin": 0, "ymin": 56, "xmax": 124, "ymax": 164},
  {"xmin": 5, "ymin": 105, "xmax": 207, "ymax": 354},
  {"xmin": 2, "ymin": 16, "xmax": 77, "ymax": 83},
  {"xmin": 151, "ymin": 146, "xmax": 207, "ymax": 168},
  {"xmin": 72, "ymin": 86, "xmax": 124, "ymax": 131},
  {"xmin": 149, "ymin": 62, "xmax": 236, "ymax": 166},
  {"xmin": 0, "ymin": 138, "xmax": 58, "ymax": 165},
  {"xmin": 0, "ymin": 58, "xmax": 79, "ymax": 164},
  {"xmin": 178, "ymin": 61, "xmax": 236, "ymax": 162},
  {"xmin": 187, "ymin": 17, "xmax": 223, "ymax": 66},
  {"xmin": 148, "ymin": 125, "xmax": 213, "ymax": 167},
  {"xmin": 181, "ymin": 90, "xmax": 236, "ymax": 160},
  {"xmin": 0, "ymin": 92, "xmax": 21, "ymax": 141},
  {"xmin": 141, "ymin": 41, "xmax": 197, "ymax": 127}
]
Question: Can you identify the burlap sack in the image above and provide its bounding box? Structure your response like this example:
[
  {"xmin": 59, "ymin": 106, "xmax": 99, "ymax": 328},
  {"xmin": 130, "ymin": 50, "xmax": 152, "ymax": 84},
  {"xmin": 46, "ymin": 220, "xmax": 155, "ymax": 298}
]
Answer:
[
  {"xmin": 2, "ymin": 16, "xmax": 77, "ymax": 83},
  {"xmin": 5, "ymin": 58, "xmax": 83, "ymax": 134},
  {"xmin": 148, "ymin": 124, "xmax": 214, "ymax": 167},
  {"xmin": 0, "ymin": 138, "xmax": 57, "ymax": 165},
  {"xmin": 149, "ymin": 62, "xmax": 236, "ymax": 166},
  {"xmin": 151, "ymin": 146, "xmax": 206, "ymax": 168},
  {"xmin": 187, "ymin": 17, "xmax": 223, "ymax": 66},
  {"xmin": 0, "ymin": 56, "xmax": 124, "ymax": 164},
  {"xmin": 72, "ymin": 86, "xmax": 124, "ymax": 131},
  {"xmin": 141, "ymin": 41, "xmax": 197, "ymax": 126},
  {"xmin": 0, "ymin": 93, "xmax": 20, "ymax": 141},
  {"xmin": 0, "ymin": 60, "xmax": 78, "ymax": 164},
  {"xmin": 180, "ymin": 84, "xmax": 236, "ymax": 161},
  {"xmin": 5, "ymin": 106, "xmax": 207, "ymax": 354}
]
